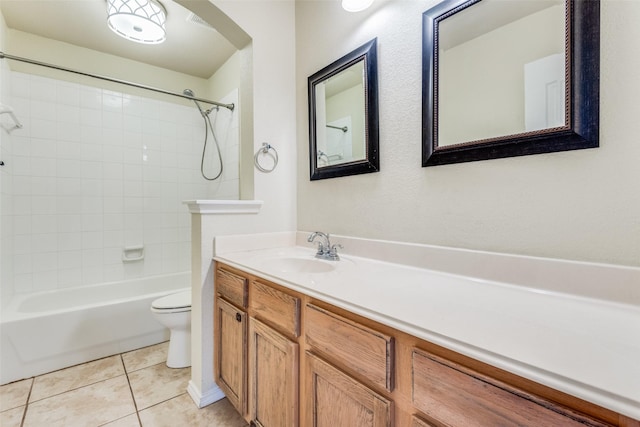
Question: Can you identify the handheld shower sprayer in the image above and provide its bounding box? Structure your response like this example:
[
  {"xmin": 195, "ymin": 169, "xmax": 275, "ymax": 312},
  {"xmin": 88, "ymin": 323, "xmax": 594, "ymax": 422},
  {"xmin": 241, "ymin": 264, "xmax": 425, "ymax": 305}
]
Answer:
[
  {"xmin": 183, "ymin": 88, "xmax": 206, "ymax": 116},
  {"xmin": 184, "ymin": 88, "xmax": 224, "ymax": 181},
  {"xmin": 183, "ymin": 89, "xmax": 218, "ymax": 116}
]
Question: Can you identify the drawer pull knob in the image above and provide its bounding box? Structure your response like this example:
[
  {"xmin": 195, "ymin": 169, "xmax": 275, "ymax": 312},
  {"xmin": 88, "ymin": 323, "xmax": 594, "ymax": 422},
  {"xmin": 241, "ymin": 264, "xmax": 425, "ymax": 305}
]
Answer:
[{"xmin": 236, "ymin": 313, "xmax": 242, "ymax": 322}]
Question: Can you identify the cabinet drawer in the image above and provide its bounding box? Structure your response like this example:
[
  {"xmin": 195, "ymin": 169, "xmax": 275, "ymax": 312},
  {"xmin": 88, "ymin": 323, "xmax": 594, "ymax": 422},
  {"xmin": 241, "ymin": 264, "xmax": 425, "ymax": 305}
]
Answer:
[
  {"xmin": 305, "ymin": 304, "xmax": 394, "ymax": 392},
  {"xmin": 412, "ymin": 349, "xmax": 607, "ymax": 427},
  {"xmin": 216, "ymin": 267, "xmax": 248, "ymax": 309},
  {"xmin": 250, "ymin": 280, "xmax": 301, "ymax": 337},
  {"xmin": 411, "ymin": 416, "xmax": 436, "ymax": 427}
]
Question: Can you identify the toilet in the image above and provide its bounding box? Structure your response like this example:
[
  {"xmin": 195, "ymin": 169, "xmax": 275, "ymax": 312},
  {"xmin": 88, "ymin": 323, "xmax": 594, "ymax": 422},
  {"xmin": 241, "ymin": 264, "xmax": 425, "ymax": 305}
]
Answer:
[{"xmin": 150, "ymin": 290, "xmax": 192, "ymax": 368}]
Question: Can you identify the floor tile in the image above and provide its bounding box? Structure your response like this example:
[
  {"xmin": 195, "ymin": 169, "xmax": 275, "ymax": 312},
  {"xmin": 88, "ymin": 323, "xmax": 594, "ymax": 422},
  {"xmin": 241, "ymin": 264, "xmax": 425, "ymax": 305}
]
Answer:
[
  {"xmin": 122, "ymin": 342, "xmax": 169, "ymax": 373},
  {"xmin": 23, "ymin": 375, "xmax": 135, "ymax": 427},
  {"xmin": 0, "ymin": 405, "xmax": 25, "ymax": 427},
  {"xmin": 127, "ymin": 364, "xmax": 190, "ymax": 410},
  {"xmin": 30, "ymin": 355, "xmax": 125, "ymax": 403},
  {"xmin": 101, "ymin": 413, "xmax": 141, "ymax": 426},
  {"xmin": 139, "ymin": 395, "xmax": 248, "ymax": 427},
  {"xmin": 0, "ymin": 378, "xmax": 32, "ymax": 411}
]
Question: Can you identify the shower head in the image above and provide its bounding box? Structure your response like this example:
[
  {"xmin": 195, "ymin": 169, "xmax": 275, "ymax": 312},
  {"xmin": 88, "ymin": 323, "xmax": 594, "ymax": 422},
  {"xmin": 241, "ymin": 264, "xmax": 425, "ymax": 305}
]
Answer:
[
  {"xmin": 184, "ymin": 88, "xmax": 208, "ymax": 116},
  {"xmin": 184, "ymin": 88, "xmax": 217, "ymax": 116}
]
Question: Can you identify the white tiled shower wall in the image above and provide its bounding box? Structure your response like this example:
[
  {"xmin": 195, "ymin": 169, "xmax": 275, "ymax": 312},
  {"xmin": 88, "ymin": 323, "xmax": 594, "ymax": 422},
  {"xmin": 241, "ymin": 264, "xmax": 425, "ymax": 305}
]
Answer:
[
  {"xmin": 0, "ymin": 71, "xmax": 239, "ymax": 300},
  {"xmin": 0, "ymin": 57, "xmax": 10, "ymax": 306}
]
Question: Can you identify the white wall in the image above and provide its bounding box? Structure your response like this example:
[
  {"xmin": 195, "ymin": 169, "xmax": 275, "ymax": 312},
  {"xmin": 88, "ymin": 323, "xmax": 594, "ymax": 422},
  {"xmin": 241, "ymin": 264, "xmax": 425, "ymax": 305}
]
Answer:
[
  {"xmin": 217, "ymin": 0, "xmax": 297, "ymax": 227},
  {"xmin": 296, "ymin": 0, "xmax": 640, "ymax": 268},
  {"xmin": 0, "ymin": 10, "xmax": 13, "ymax": 306},
  {"xmin": 184, "ymin": 0, "xmax": 297, "ymax": 406}
]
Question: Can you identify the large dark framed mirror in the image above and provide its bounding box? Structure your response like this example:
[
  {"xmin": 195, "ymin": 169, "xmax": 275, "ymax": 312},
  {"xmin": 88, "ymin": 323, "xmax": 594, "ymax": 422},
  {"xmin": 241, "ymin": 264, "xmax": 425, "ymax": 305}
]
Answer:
[
  {"xmin": 422, "ymin": 0, "xmax": 599, "ymax": 167},
  {"xmin": 308, "ymin": 39, "xmax": 379, "ymax": 180}
]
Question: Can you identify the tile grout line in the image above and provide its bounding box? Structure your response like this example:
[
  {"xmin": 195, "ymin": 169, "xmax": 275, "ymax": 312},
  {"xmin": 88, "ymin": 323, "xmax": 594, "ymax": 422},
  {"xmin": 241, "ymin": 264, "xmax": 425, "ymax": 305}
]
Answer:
[
  {"xmin": 136, "ymin": 391, "xmax": 190, "ymax": 413},
  {"xmin": 6, "ymin": 343, "xmax": 180, "ymax": 426},
  {"xmin": 25, "ymin": 354, "xmax": 124, "ymax": 404},
  {"xmin": 121, "ymin": 354, "xmax": 144, "ymax": 427},
  {"xmin": 19, "ymin": 377, "xmax": 34, "ymax": 427}
]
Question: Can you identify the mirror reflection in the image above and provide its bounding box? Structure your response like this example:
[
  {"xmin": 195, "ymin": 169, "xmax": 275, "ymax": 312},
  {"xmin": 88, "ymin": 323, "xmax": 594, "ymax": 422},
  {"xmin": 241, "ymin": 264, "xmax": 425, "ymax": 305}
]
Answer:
[
  {"xmin": 314, "ymin": 61, "xmax": 366, "ymax": 168},
  {"xmin": 308, "ymin": 38, "xmax": 379, "ymax": 181},
  {"xmin": 422, "ymin": 0, "xmax": 599, "ymax": 167},
  {"xmin": 438, "ymin": 0, "xmax": 567, "ymax": 147}
]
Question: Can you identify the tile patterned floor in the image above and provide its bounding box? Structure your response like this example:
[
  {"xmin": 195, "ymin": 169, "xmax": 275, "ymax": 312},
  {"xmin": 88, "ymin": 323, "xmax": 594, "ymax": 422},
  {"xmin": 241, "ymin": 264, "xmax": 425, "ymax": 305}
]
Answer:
[{"xmin": 0, "ymin": 342, "xmax": 248, "ymax": 427}]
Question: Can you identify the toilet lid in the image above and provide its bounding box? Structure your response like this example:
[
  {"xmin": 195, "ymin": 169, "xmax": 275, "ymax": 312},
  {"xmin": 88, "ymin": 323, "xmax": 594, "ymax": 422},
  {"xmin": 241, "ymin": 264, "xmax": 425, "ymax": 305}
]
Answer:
[{"xmin": 152, "ymin": 290, "xmax": 191, "ymax": 310}]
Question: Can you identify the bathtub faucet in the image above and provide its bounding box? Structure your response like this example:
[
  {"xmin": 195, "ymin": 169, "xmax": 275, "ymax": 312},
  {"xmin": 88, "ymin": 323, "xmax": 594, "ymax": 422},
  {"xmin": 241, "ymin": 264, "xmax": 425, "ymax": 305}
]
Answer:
[{"xmin": 307, "ymin": 231, "xmax": 342, "ymax": 261}]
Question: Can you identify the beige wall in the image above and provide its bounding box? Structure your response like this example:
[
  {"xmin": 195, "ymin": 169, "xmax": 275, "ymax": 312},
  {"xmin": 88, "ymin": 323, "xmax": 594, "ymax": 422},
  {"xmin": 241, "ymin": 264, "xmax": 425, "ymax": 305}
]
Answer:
[
  {"xmin": 0, "ymin": 9, "xmax": 5, "ymax": 49},
  {"xmin": 207, "ymin": 50, "xmax": 240, "ymax": 101},
  {"xmin": 296, "ymin": 0, "xmax": 640, "ymax": 267}
]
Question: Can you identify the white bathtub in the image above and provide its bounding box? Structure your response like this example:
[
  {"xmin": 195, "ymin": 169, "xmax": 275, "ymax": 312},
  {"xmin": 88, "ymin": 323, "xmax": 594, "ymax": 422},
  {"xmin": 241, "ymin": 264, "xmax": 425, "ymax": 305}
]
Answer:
[{"xmin": 0, "ymin": 272, "xmax": 190, "ymax": 385}]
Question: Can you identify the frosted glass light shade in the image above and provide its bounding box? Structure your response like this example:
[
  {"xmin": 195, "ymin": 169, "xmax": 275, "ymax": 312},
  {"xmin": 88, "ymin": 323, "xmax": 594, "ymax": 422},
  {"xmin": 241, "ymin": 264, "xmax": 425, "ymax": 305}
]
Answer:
[
  {"xmin": 341, "ymin": 0, "xmax": 374, "ymax": 12},
  {"xmin": 107, "ymin": 0, "xmax": 167, "ymax": 44}
]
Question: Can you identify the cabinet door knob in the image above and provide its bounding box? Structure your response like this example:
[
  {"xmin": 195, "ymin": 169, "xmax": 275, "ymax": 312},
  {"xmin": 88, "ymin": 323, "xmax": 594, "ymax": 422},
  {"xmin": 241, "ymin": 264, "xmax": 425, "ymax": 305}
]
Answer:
[{"xmin": 236, "ymin": 313, "xmax": 242, "ymax": 322}]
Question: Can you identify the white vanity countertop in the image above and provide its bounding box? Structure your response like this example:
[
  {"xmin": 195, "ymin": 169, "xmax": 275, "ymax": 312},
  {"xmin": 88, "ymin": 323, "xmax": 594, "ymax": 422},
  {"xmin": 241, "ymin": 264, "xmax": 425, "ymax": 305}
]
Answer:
[{"xmin": 213, "ymin": 232, "xmax": 640, "ymax": 420}]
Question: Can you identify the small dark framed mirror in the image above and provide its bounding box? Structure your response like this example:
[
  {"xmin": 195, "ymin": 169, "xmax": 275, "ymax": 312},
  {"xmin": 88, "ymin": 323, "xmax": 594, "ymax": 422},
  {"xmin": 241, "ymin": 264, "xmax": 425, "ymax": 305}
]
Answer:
[
  {"xmin": 308, "ymin": 38, "xmax": 379, "ymax": 180},
  {"xmin": 422, "ymin": 0, "xmax": 599, "ymax": 167}
]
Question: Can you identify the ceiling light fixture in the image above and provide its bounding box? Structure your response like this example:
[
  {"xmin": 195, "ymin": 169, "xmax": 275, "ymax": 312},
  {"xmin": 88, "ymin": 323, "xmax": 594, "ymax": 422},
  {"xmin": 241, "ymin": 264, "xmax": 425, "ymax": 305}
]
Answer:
[
  {"xmin": 341, "ymin": 0, "xmax": 374, "ymax": 12},
  {"xmin": 107, "ymin": 0, "xmax": 167, "ymax": 44}
]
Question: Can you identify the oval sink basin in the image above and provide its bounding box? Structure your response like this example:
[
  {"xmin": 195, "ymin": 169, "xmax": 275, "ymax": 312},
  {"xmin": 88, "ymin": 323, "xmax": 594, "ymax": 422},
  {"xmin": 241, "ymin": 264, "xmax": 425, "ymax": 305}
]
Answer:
[{"xmin": 266, "ymin": 257, "xmax": 336, "ymax": 274}]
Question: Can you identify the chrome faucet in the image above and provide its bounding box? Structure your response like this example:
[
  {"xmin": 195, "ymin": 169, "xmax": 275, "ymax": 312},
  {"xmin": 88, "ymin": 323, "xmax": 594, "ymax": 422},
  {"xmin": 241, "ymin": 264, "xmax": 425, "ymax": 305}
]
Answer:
[{"xmin": 307, "ymin": 231, "xmax": 342, "ymax": 261}]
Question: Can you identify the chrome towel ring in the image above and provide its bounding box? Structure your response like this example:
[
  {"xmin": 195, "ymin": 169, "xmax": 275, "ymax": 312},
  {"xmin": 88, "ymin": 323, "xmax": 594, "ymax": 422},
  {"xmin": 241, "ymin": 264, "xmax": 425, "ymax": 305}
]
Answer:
[{"xmin": 254, "ymin": 142, "xmax": 278, "ymax": 173}]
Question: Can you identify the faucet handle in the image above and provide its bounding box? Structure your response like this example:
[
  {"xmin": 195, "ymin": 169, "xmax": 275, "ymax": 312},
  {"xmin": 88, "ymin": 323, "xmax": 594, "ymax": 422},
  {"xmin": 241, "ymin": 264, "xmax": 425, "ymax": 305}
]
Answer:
[
  {"xmin": 314, "ymin": 241, "xmax": 326, "ymax": 256},
  {"xmin": 328, "ymin": 243, "xmax": 343, "ymax": 260}
]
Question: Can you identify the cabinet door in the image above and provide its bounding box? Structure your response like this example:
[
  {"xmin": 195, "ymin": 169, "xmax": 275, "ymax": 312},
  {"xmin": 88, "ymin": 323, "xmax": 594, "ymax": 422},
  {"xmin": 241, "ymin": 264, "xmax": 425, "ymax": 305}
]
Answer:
[
  {"xmin": 305, "ymin": 352, "xmax": 393, "ymax": 427},
  {"xmin": 214, "ymin": 297, "xmax": 247, "ymax": 415},
  {"xmin": 248, "ymin": 318, "xmax": 299, "ymax": 427}
]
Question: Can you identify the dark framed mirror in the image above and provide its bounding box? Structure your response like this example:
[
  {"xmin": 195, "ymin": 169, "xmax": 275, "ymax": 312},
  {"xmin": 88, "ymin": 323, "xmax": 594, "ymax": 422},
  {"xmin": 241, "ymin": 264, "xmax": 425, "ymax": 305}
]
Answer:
[
  {"xmin": 308, "ymin": 38, "xmax": 379, "ymax": 180},
  {"xmin": 422, "ymin": 0, "xmax": 599, "ymax": 167}
]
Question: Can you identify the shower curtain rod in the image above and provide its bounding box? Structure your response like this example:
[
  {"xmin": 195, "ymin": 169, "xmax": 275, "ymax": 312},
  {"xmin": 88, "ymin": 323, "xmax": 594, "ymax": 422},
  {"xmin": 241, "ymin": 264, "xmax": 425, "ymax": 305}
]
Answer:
[{"xmin": 0, "ymin": 51, "xmax": 235, "ymax": 111}]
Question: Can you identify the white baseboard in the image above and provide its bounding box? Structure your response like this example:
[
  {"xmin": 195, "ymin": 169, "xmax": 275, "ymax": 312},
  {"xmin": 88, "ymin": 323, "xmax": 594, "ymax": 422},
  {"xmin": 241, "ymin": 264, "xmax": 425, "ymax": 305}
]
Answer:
[{"xmin": 187, "ymin": 380, "xmax": 226, "ymax": 408}]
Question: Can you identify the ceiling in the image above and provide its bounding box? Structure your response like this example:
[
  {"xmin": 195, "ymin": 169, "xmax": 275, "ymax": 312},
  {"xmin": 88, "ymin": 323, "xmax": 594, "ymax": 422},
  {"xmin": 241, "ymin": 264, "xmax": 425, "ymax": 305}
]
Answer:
[{"xmin": 0, "ymin": 0, "xmax": 237, "ymax": 79}]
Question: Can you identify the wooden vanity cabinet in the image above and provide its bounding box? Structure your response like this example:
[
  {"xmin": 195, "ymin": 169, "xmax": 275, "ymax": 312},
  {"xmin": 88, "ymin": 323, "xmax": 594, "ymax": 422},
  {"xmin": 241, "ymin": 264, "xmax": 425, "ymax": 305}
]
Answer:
[
  {"xmin": 214, "ymin": 264, "xmax": 301, "ymax": 427},
  {"xmin": 214, "ymin": 262, "xmax": 637, "ymax": 427},
  {"xmin": 247, "ymin": 280, "xmax": 300, "ymax": 427},
  {"xmin": 214, "ymin": 267, "xmax": 249, "ymax": 416}
]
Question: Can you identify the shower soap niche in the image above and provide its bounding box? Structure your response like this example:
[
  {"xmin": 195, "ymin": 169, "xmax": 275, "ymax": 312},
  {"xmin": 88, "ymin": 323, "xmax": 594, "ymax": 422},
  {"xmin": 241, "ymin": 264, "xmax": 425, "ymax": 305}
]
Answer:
[{"xmin": 122, "ymin": 245, "xmax": 145, "ymax": 262}]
